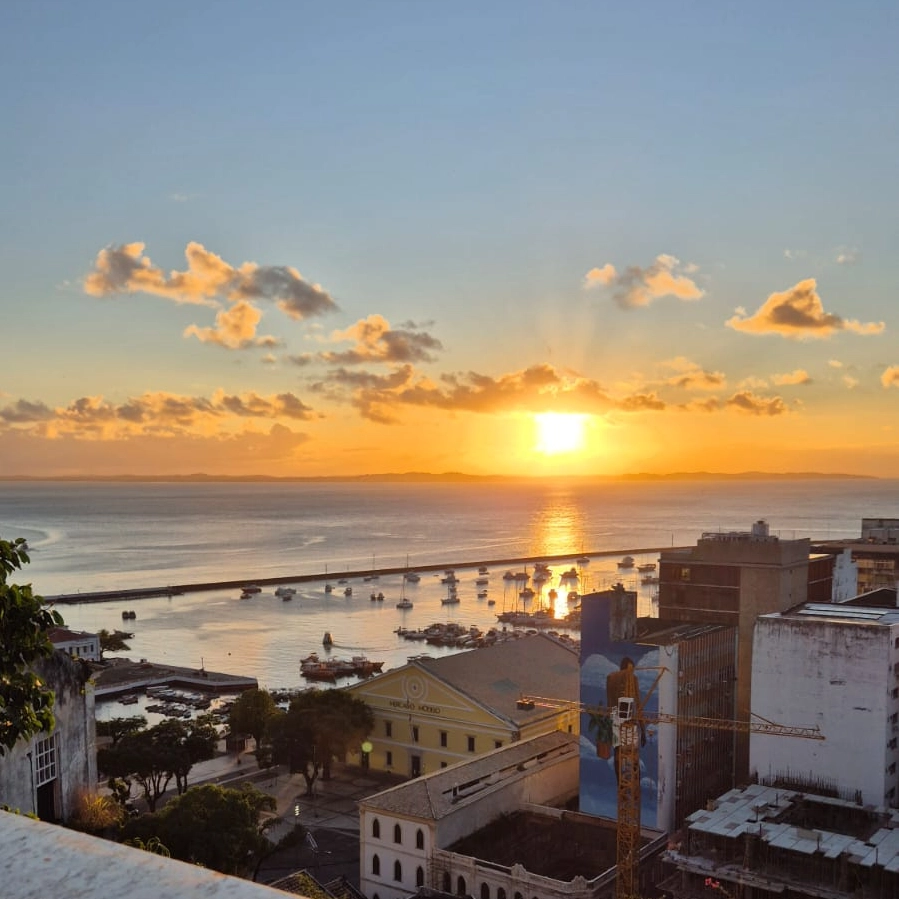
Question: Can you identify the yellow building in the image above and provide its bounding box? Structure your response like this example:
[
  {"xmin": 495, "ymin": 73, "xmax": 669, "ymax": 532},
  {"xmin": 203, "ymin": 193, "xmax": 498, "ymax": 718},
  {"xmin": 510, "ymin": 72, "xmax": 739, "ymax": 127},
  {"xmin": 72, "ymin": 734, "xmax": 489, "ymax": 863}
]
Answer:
[{"xmin": 346, "ymin": 633, "xmax": 579, "ymax": 778}]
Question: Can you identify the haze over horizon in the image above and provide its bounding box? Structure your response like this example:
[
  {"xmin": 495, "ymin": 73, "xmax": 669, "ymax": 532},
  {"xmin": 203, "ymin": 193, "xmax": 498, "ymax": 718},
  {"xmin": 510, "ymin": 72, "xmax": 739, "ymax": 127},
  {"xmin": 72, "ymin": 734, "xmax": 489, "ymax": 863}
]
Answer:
[{"xmin": 3, "ymin": 3, "xmax": 898, "ymax": 479}]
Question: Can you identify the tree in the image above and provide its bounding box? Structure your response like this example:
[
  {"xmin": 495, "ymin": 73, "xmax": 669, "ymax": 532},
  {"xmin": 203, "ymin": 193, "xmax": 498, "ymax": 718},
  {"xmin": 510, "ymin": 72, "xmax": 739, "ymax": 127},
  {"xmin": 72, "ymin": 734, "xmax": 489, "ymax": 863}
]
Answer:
[
  {"xmin": 97, "ymin": 628, "xmax": 132, "ymax": 655},
  {"xmin": 0, "ymin": 536, "xmax": 64, "ymax": 754},
  {"xmin": 122, "ymin": 783, "xmax": 275, "ymax": 875},
  {"xmin": 96, "ymin": 715, "xmax": 147, "ymax": 746},
  {"xmin": 228, "ymin": 687, "xmax": 277, "ymax": 749},
  {"xmin": 98, "ymin": 716, "xmax": 219, "ymax": 808},
  {"xmin": 269, "ymin": 688, "xmax": 374, "ymax": 795}
]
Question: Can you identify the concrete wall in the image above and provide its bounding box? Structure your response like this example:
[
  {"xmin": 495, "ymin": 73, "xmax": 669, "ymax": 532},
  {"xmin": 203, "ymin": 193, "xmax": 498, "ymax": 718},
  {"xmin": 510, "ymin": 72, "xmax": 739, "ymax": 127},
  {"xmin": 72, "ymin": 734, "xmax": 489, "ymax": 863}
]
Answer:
[
  {"xmin": 750, "ymin": 616, "xmax": 897, "ymax": 806},
  {"xmin": 0, "ymin": 652, "xmax": 96, "ymax": 821}
]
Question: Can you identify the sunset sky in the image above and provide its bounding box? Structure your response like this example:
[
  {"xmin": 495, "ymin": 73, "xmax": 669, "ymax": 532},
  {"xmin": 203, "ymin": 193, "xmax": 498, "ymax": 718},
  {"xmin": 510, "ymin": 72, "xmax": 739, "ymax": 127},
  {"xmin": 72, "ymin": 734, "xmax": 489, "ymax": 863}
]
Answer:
[{"xmin": 3, "ymin": 2, "xmax": 898, "ymax": 478}]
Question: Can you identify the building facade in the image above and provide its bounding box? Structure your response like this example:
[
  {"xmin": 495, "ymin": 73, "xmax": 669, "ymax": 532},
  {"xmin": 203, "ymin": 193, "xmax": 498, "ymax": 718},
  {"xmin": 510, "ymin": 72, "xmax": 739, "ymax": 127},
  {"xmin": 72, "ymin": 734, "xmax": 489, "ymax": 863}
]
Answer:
[
  {"xmin": 657, "ymin": 519, "xmax": 833, "ymax": 778},
  {"xmin": 750, "ymin": 601, "xmax": 899, "ymax": 808},
  {"xmin": 0, "ymin": 650, "xmax": 96, "ymax": 821},
  {"xmin": 49, "ymin": 626, "xmax": 101, "ymax": 663},
  {"xmin": 346, "ymin": 635, "xmax": 580, "ymax": 778}
]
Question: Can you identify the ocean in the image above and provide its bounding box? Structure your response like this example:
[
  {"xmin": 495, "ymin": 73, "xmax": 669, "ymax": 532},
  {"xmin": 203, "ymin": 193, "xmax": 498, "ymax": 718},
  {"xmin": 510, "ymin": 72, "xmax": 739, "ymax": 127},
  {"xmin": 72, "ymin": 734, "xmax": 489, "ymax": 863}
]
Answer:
[{"xmin": 1, "ymin": 478, "xmax": 892, "ymax": 707}]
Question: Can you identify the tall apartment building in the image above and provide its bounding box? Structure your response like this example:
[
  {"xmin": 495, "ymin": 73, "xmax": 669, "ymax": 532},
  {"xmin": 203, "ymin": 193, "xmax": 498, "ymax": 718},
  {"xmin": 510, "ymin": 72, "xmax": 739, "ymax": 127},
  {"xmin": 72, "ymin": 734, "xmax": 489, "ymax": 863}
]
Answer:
[
  {"xmin": 657, "ymin": 520, "xmax": 834, "ymax": 778},
  {"xmin": 750, "ymin": 600, "xmax": 899, "ymax": 808}
]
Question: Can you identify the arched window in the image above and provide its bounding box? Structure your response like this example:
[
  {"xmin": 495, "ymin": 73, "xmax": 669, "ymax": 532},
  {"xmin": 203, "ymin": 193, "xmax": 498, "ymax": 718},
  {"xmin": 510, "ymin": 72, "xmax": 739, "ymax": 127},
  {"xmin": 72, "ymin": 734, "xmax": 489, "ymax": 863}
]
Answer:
[
  {"xmin": 514, "ymin": 892, "xmax": 523, "ymax": 899},
  {"xmin": 394, "ymin": 823, "xmax": 402, "ymax": 844},
  {"xmin": 394, "ymin": 860, "xmax": 403, "ymax": 882},
  {"xmin": 416, "ymin": 828, "xmax": 425, "ymax": 849},
  {"xmin": 457, "ymin": 875, "xmax": 467, "ymax": 896},
  {"xmin": 372, "ymin": 818, "xmax": 380, "ymax": 839},
  {"xmin": 416, "ymin": 867, "xmax": 425, "ymax": 887},
  {"xmin": 480, "ymin": 883, "xmax": 490, "ymax": 899},
  {"xmin": 443, "ymin": 872, "xmax": 452, "ymax": 892},
  {"xmin": 372, "ymin": 854, "xmax": 380, "ymax": 876},
  {"xmin": 497, "ymin": 889, "xmax": 507, "ymax": 899}
]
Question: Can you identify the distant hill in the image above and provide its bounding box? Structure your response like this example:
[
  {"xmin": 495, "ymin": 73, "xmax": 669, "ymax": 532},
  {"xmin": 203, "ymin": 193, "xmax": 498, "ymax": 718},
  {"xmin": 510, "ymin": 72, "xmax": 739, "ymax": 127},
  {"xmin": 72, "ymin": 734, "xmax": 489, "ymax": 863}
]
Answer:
[{"xmin": 0, "ymin": 471, "xmax": 878, "ymax": 483}]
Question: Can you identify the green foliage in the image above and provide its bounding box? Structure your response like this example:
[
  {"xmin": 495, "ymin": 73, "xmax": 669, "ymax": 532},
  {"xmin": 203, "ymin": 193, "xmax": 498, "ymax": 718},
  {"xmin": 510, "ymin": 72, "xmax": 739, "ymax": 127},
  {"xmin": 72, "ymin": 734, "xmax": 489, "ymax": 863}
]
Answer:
[
  {"xmin": 268, "ymin": 688, "xmax": 374, "ymax": 794},
  {"xmin": 0, "ymin": 536, "xmax": 64, "ymax": 754},
  {"xmin": 96, "ymin": 715, "xmax": 147, "ymax": 745},
  {"xmin": 97, "ymin": 628, "xmax": 132, "ymax": 654},
  {"xmin": 98, "ymin": 715, "xmax": 219, "ymax": 809},
  {"xmin": 67, "ymin": 789, "xmax": 124, "ymax": 835},
  {"xmin": 123, "ymin": 835, "xmax": 171, "ymax": 857},
  {"xmin": 123, "ymin": 783, "xmax": 275, "ymax": 875},
  {"xmin": 586, "ymin": 710, "xmax": 613, "ymax": 744},
  {"xmin": 227, "ymin": 687, "xmax": 277, "ymax": 747}
]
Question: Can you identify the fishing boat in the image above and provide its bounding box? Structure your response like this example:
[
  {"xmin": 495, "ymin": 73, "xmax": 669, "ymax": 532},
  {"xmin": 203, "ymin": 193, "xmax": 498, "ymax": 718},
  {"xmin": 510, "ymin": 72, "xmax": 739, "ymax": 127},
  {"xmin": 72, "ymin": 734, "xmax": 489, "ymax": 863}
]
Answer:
[
  {"xmin": 478, "ymin": 566, "xmax": 489, "ymax": 575},
  {"xmin": 275, "ymin": 585, "xmax": 297, "ymax": 599},
  {"xmin": 637, "ymin": 562, "xmax": 657, "ymax": 573},
  {"xmin": 324, "ymin": 583, "xmax": 333, "ymax": 593},
  {"xmin": 442, "ymin": 584, "xmax": 460, "ymax": 605},
  {"xmin": 617, "ymin": 556, "xmax": 635, "ymax": 569},
  {"xmin": 477, "ymin": 589, "xmax": 488, "ymax": 598},
  {"xmin": 404, "ymin": 571, "xmax": 421, "ymax": 583},
  {"xmin": 241, "ymin": 584, "xmax": 262, "ymax": 594},
  {"xmin": 567, "ymin": 590, "xmax": 579, "ymax": 603},
  {"xmin": 475, "ymin": 577, "xmax": 489, "ymax": 586},
  {"xmin": 396, "ymin": 597, "xmax": 414, "ymax": 609},
  {"xmin": 322, "ymin": 632, "xmax": 333, "ymax": 647},
  {"xmin": 344, "ymin": 586, "xmax": 353, "ymax": 596},
  {"xmin": 519, "ymin": 587, "xmax": 535, "ymax": 601},
  {"xmin": 577, "ymin": 555, "xmax": 590, "ymax": 565}
]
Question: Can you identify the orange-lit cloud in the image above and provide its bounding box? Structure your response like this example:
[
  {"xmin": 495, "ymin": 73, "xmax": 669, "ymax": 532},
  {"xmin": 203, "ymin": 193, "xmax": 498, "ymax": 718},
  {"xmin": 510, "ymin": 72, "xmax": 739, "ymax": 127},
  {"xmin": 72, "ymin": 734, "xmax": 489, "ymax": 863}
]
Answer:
[
  {"xmin": 0, "ymin": 390, "xmax": 316, "ymax": 440},
  {"xmin": 84, "ymin": 241, "xmax": 338, "ymax": 320},
  {"xmin": 183, "ymin": 301, "xmax": 280, "ymax": 349},
  {"xmin": 584, "ymin": 254, "xmax": 704, "ymax": 308},
  {"xmin": 726, "ymin": 279, "xmax": 885, "ymax": 339},
  {"xmin": 321, "ymin": 315, "xmax": 443, "ymax": 364},
  {"xmin": 663, "ymin": 357, "xmax": 725, "ymax": 390},
  {"xmin": 882, "ymin": 366, "xmax": 899, "ymax": 388},
  {"xmin": 682, "ymin": 391, "xmax": 789, "ymax": 415},
  {"xmin": 771, "ymin": 369, "xmax": 811, "ymax": 386}
]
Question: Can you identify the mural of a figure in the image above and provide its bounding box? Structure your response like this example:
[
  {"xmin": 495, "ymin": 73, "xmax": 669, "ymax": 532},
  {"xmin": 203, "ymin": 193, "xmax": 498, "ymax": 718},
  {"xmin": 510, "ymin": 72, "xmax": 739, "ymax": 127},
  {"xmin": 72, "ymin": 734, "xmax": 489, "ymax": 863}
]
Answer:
[{"xmin": 605, "ymin": 656, "xmax": 646, "ymax": 782}]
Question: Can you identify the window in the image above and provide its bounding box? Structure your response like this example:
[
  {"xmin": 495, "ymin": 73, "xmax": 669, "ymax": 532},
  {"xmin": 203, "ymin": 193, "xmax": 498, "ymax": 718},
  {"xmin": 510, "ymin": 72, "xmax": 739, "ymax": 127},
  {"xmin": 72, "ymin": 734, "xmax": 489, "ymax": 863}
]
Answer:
[
  {"xmin": 416, "ymin": 867, "xmax": 425, "ymax": 887},
  {"xmin": 394, "ymin": 823, "xmax": 402, "ymax": 844},
  {"xmin": 467, "ymin": 735, "xmax": 475, "ymax": 752},
  {"xmin": 394, "ymin": 861, "xmax": 402, "ymax": 882},
  {"xmin": 440, "ymin": 762, "xmax": 448, "ymax": 768},
  {"xmin": 385, "ymin": 721, "xmax": 392, "ymax": 737},
  {"xmin": 412, "ymin": 725, "xmax": 419, "ymax": 742},
  {"xmin": 416, "ymin": 829, "xmax": 424, "ymax": 849},
  {"xmin": 481, "ymin": 884, "xmax": 490, "ymax": 899},
  {"xmin": 34, "ymin": 734, "xmax": 58, "ymax": 786},
  {"xmin": 372, "ymin": 855, "xmax": 380, "ymax": 876},
  {"xmin": 386, "ymin": 751, "xmax": 393, "ymax": 767},
  {"xmin": 440, "ymin": 730, "xmax": 448, "ymax": 747},
  {"xmin": 890, "ymin": 762, "xmax": 897, "ymax": 775},
  {"xmin": 372, "ymin": 818, "xmax": 380, "ymax": 838},
  {"xmin": 494, "ymin": 740, "xmax": 502, "ymax": 749},
  {"xmin": 443, "ymin": 873, "xmax": 452, "ymax": 892},
  {"xmin": 498, "ymin": 890, "xmax": 507, "ymax": 899},
  {"xmin": 457, "ymin": 876, "xmax": 467, "ymax": 896}
]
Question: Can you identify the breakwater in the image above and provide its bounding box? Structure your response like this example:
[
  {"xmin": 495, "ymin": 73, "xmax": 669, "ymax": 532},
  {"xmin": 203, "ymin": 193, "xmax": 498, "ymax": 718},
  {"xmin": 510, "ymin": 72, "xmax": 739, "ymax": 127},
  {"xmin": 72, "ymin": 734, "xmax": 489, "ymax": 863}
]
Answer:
[{"xmin": 45, "ymin": 545, "xmax": 683, "ymax": 605}]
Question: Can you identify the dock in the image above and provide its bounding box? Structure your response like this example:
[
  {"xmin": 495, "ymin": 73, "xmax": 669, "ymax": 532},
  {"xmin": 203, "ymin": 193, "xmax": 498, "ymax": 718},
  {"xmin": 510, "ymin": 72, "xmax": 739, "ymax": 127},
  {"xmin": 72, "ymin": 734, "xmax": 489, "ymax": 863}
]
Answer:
[{"xmin": 91, "ymin": 658, "xmax": 258, "ymax": 699}]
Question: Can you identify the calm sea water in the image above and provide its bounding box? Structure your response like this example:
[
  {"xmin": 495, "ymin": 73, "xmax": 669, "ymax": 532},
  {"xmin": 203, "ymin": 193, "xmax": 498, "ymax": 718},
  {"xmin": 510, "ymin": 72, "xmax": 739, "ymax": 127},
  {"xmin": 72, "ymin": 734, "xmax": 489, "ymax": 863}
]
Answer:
[{"xmin": 1, "ymin": 478, "xmax": 893, "ymax": 703}]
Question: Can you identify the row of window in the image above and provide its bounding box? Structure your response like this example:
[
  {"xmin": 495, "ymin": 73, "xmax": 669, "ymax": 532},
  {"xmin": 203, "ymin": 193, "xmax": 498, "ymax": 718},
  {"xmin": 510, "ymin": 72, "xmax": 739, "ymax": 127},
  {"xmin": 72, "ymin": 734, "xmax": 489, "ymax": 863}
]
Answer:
[
  {"xmin": 383, "ymin": 721, "xmax": 484, "ymax": 752},
  {"xmin": 371, "ymin": 819, "xmax": 425, "ymax": 848},
  {"xmin": 370, "ymin": 862, "xmax": 532, "ymax": 899}
]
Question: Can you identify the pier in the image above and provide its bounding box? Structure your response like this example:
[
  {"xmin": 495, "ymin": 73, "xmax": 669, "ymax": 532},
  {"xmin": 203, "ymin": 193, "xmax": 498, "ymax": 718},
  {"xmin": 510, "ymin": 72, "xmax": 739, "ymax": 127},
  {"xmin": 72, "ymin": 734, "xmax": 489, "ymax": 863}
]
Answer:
[
  {"xmin": 92, "ymin": 658, "xmax": 258, "ymax": 699},
  {"xmin": 44, "ymin": 545, "xmax": 683, "ymax": 605}
]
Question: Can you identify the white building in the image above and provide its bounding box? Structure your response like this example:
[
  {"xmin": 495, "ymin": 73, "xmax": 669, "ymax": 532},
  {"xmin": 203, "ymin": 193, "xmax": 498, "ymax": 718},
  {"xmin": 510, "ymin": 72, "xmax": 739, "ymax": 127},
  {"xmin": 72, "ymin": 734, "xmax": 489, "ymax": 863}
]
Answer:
[
  {"xmin": 750, "ymin": 601, "xmax": 899, "ymax": 807},
  {"xmin": 49, "ymin": 626, "xmax": 101, "ymax": 662}
]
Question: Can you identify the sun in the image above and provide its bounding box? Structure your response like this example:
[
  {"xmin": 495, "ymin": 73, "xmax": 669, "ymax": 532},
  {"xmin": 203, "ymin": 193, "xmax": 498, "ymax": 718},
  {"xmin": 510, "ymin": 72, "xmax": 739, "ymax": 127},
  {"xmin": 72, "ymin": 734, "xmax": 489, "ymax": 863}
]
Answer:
[{"xmin": 534, "ymin": 413, "xmax": 588, "ymax": 456}]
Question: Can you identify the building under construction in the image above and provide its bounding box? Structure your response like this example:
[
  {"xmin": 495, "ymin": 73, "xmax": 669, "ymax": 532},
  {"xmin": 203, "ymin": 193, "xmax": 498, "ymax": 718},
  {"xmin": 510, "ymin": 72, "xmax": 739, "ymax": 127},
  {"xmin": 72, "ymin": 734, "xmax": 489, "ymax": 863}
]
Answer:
[{"xmin": 662, "ymin": 783, "xmax": 899, "ymax": 898}]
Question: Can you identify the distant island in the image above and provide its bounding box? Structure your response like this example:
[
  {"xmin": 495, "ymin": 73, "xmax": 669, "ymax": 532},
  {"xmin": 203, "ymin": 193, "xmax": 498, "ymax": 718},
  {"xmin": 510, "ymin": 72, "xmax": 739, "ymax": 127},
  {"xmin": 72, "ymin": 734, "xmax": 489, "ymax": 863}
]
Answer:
[{"xmin": 0, "ymin": 471, "xmax": 878, "ymax": 483}]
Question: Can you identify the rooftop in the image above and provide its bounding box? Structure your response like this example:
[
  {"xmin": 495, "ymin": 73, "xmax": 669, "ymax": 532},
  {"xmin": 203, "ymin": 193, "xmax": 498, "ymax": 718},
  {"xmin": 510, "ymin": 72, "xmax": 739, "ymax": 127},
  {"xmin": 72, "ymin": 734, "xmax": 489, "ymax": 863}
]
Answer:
[{"xmin": 359, "ymin": 730, "xmax": 578, "ymax": 820}]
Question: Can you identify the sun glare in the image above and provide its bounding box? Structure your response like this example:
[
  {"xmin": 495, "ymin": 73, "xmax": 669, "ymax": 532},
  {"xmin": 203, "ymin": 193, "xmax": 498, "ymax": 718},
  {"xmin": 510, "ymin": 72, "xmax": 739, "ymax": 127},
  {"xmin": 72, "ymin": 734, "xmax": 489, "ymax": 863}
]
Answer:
[{"xmin": 534, "ymin": 413, "xmax": 588, "ymax": 456}]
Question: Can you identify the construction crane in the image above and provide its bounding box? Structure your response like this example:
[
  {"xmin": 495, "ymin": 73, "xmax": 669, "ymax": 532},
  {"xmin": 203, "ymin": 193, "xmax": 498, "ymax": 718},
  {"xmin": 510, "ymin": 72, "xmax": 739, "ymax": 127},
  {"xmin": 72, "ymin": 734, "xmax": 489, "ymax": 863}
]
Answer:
[{"xmin": 521, "ymin": 675, "xmax": 823, "ymax": 899}]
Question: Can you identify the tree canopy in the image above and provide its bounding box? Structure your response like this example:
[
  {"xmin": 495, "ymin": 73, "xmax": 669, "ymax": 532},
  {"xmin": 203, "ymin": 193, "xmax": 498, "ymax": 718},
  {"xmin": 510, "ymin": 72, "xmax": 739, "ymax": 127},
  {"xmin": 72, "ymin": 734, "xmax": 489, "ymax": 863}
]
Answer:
[
  {"xmin": 97, "ymin": 628, "xmax": 132, "ymax": 654},
  {"xmin": 228, "ymin": 687, "xmax": 277, "ymax": 748},
  {"xmin": 0, "ymin": 536, "xmax": 64, "ymax": 754},
  {"xmin": 122, "ymin": 783, "xmax": 275, "ymax": 875},
  {"xmin": 268, "ymin": 688, "xmax": 373, "ymax": 795}
]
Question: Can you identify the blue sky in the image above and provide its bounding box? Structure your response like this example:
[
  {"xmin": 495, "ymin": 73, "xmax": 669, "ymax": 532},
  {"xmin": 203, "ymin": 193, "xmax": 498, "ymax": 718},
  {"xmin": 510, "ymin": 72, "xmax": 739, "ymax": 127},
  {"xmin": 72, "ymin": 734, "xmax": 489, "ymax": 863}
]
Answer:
[{"xmin": 2, "ymin": 2, "xmax": 898, "ymax": 477}]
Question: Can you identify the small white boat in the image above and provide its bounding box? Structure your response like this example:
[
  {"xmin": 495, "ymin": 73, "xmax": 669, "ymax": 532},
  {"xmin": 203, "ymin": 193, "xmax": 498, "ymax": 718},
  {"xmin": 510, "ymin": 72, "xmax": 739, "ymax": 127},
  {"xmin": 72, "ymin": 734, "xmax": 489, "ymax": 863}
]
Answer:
[
  {"xmin": 404, "ymin": 571, "xmax": 421, "ymax": 583},
  {"xmin": 477, "ymin": 589, "xmax": 488, "ymax": 599},
  {"xmin": 577, "ymin": 555, "xmax": 590, "ymax": 565},
  {"xmin": 396, "ymin": 598, "xmax": 414, "ymax": 609},
  {"xmin": 325, "ymin": 583, "xmax": 333, "ymax": 593},
  {"xmin": 344, "ymin": 586, "xmax": 353, "ymax": 596}
]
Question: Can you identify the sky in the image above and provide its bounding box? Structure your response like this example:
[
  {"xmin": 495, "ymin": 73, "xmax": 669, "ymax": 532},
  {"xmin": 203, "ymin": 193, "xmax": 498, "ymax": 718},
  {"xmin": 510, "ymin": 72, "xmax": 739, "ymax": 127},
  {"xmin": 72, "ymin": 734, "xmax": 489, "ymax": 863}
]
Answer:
[{"xmin": 2, "ymin": 1, "xmax": 898, "ymax": 478}]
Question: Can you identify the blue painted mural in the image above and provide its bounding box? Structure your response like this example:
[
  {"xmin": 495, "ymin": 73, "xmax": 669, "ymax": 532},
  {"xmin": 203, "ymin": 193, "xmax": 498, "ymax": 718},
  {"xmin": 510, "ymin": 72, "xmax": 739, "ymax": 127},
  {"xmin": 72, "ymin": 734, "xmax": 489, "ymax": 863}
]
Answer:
[{"xmin": 579, "ymin": 589, "xmax": 661, "ymax": 825}]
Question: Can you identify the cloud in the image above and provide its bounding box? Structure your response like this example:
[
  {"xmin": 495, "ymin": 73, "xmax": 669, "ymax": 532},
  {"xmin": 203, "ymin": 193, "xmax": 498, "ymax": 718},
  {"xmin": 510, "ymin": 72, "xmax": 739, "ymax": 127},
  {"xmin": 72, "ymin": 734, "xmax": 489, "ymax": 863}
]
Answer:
[
  {"xmin": 882, "ymin": 366, "xmax": 899, "ymax": 389},
  {"xmin": 828, "ymin": 359, "xmax": 843, "ymax": 368},
  {"xmin": 0, "ymin": 390, "xmax": 317, "ymax": 440},
  {"xmin": 183, "ymin": 301, "xmax": 280, "ymax": 349},
  {"xmin": 663, "ymin": 357, "xmax": 725, "ymax": 391},
  {"xmin": 843, "ymin": 376, "xmax": 859, "ymax": 389},
  {"xmin": 321, "ymin": 315, "xmax": 443, "ymax": 365},
  {"xmin": 835, "ymin": 247, "xmax": 859, "ymax": 265},
  {"xmin": 783, "ymin": 248, "xmax": 805, "ymax": 260},
  {"xmin": 736, "ymin": 376, "xmax": 768, "ymax": 390},
  {"xmin": 84, "ymin": 241, "xmax": 339, "ymax": 320},
  {"xmin": 771, "ymin": 369, "xmax": 811, "ymax": 386},
  {"xmin": 726, "ymin": 278, "xmax": 885, "ymax": 339},
  {"xmin": 725, "ymin": 391, "xmax": 788, "ymax": 416},
  {"xmin": 583, "ymin": 264, "xmax": 617, "ymax": 288},
  {"xmin": 583, "ymin": 254, "xmax": 704, "ymax": 307}
]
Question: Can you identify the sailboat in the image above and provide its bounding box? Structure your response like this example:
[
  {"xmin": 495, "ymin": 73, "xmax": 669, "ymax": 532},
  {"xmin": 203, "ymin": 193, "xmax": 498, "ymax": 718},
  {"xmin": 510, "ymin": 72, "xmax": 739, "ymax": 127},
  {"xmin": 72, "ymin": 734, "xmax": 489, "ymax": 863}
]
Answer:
[
  {"xmin": 396, "ymin": 577, "xmax": 413, "ymax": 609},
  {"xmin": 324, "ymin": 563, "xmax": 333, "ymax": 594},
  {"xmin": 402, "ymin": 554, "xmax": 421, "ymax": 583}
]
